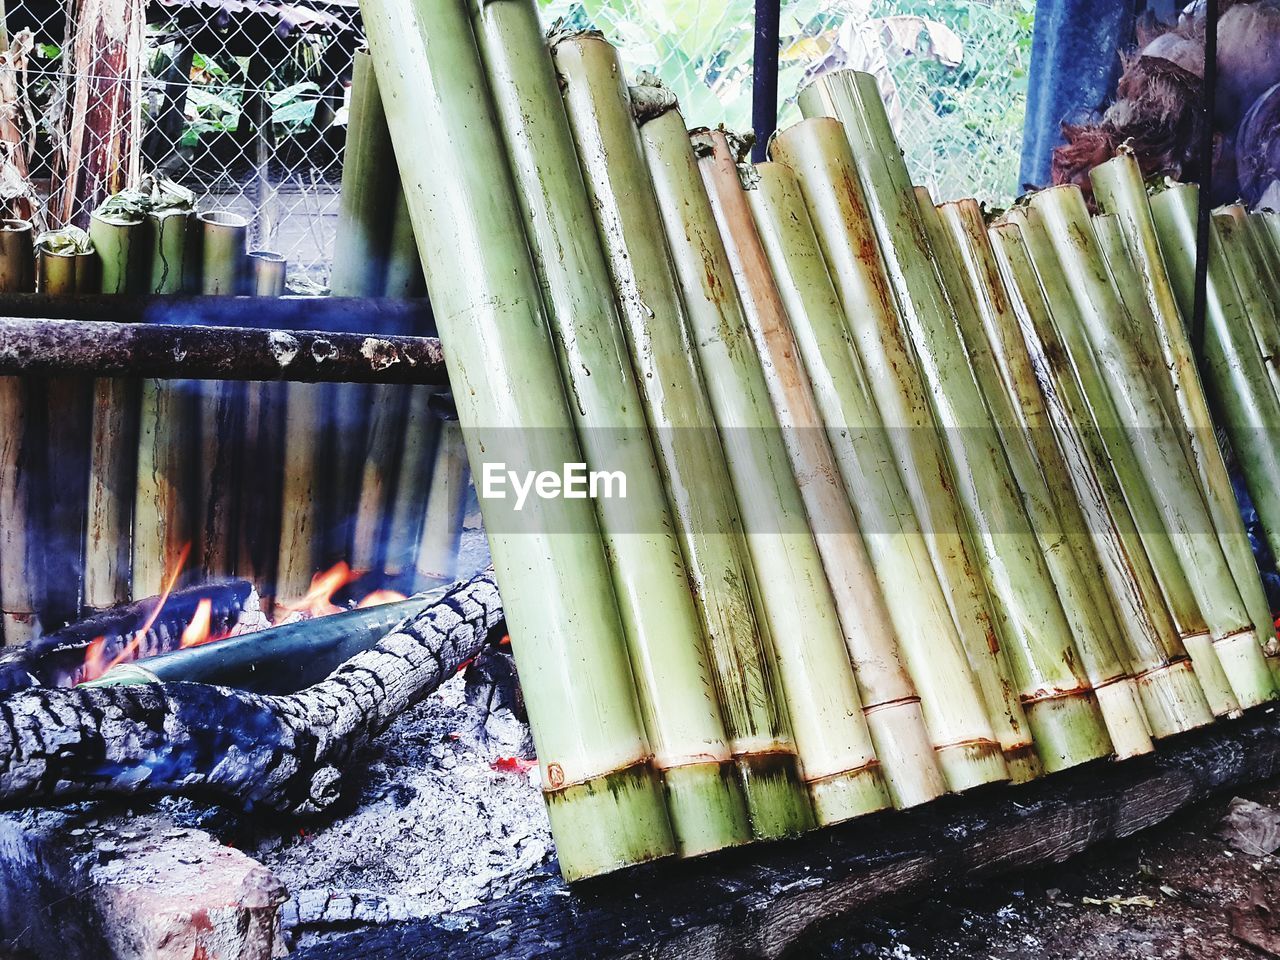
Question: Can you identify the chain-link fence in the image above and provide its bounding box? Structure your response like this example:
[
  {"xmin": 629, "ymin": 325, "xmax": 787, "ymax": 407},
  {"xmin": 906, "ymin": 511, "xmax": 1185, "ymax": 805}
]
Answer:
[{"xmin": 3, "ymin": 0, "xmax": 1032, "ymax": 284}]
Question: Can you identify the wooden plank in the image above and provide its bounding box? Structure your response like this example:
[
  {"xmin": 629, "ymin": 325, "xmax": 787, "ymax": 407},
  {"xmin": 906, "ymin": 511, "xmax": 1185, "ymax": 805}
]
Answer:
[{"xmin": 294, "ymin": 709, "xmax": 1280, "ymax": 960}]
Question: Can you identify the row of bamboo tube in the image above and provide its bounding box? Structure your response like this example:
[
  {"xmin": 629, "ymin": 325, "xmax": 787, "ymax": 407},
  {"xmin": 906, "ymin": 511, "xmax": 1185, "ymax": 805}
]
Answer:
[{"xmin": 355, "ymin": 0, "xmax": 1280, "ymax": 882}]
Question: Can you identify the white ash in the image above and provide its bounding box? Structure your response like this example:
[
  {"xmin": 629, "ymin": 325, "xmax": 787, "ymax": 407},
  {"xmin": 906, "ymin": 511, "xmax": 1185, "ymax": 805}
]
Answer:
[{"xmin": 251, "ymin": 666, "xmax": 551, "ymax": 948}]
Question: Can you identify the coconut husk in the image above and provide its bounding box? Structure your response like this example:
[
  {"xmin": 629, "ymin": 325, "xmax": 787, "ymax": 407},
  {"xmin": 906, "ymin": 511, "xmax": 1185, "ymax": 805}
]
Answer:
[{"xmin": 1237, "ymin": 81, "xmax": 1280, "ymax": 206}]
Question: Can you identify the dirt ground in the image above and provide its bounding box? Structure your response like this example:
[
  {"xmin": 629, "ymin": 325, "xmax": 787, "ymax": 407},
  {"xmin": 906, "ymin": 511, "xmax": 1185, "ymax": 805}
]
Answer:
[{"xmin": 812, "ymin": 777, "xmax": 1280, "ymax": 959}]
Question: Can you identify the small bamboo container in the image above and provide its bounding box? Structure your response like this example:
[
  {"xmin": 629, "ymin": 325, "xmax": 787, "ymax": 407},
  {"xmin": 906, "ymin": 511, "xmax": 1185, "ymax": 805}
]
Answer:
[
  {"xmin": 148, "ymin": 209, "xmax": 196, "ymax": 294},
  {"xmin": 37, "ymin": 250, "xmax": 78, "ymax": 294},
  {"xmin": 89, "ymin": 212, "xmax": 146, "ymax": 294},
  {"xmin": 199, "ymin": 211, "xmax": 248, "ymax": 295},
  {"xmin": 248, "ymin": 251, "xmax": 286, "ymax": 297},
  {"xmin": 0, "ymin": 219, "xmax": 34, "ymax": 291}
]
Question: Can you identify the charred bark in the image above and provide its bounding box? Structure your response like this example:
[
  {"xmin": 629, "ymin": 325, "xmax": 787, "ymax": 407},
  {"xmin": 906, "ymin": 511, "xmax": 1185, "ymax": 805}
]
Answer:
[{"xmin": 0, "ymin": 567, "xmax": 502, "ymax": 815}]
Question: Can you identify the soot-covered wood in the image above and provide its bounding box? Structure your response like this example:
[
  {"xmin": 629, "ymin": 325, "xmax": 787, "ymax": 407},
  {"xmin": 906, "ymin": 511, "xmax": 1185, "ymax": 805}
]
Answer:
[
  {"xmin": 0, "ymin": 567, "xmax": 501, "ymax": 815},
  {"xmin": 295, "ymin": 708, "xmax": 1280, "ymax": 960}
]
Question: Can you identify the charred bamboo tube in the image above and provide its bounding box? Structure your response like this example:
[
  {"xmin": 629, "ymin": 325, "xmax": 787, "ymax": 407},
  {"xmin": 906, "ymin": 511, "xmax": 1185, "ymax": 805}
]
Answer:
[
  {"xmin": 1214, "ymin": 208, "xmax": 1280, "ymax": 399},
  {"xmin": 361, "ymin": 0, "xmax": 675, "ymax": 880},
  {"xmin": 413, "ymin": 415, "xmax": 468, "ymax": 590},
  {"xmin": 383, "ymin": 387, "xmax": 440, "ymax": 579},
  {"xmin": 935, "ymin": 196, "xmax": 1152, "ymax": 758},
  {"xmin": 148, "ymin": 210, "xmax": 195, "ymax": 294},
  {"xmin": 198, "ymin": 378, "xmax": 239, "ymax": 578},
  {"xmin": 1029, "ymin": 185, "xmax": 1276, "ymax": 710},
  {"xmin": 248, "ymin": 251, "xmax": 286, "ymax": 297},
  {"xmin": 553, "ymin": 33, "xmax": 813, "ymax": 838},
  {"xmin": 771, "ymin": 117, "xmax": 1025, "ymax": 783},
  {"xmin": 475, "ymin": 4, "xmax": 751, "ymax": 854},
  {"xmin": 84, "ymin": 377, "xmax": 138, "ymax": 610},
  {"xmin": 795, "ymin": 79, "xmax": 1112, "ymax": 772},
  {"xmin": 199, "ymin": 211, "xmax": 247, "ymax": 295},
  {"xmin": 236, "ymin": 380, "xmax": 282, "ymax": 607},
  {"xmin": 330, "ymin": 48, "xmax": 396, "ymax": 298},
  {"xmin": 1090, "ymin": 204, "xmax": 1278, "ymax": 683},
  {"xmin": 88, "ymin": 212, "xmax": 144, "ymax": 294},
  {"xmin": 747, "ymin": 157, "xmax": 1005, "ymax": 789},
  {"xmin": 990, "ymin": 219, "xmax": 1214, "ymax": 736},
  {"xmin": 383, "ymin": 186, "xmax": 425, "ymax": 298},
  {"xmin": 1150, "ymin": 184, "xmax": 1280, "ymax": 580},
  {"xmin": 0, "ymin": 219, "xmax": 33, "ymax": 292},
  {"xmin": 638, "ymin": 78, "xmax": 890, "ymax": 824},
  {"xmin": 275, "ymin": 380, "xmax": 325, "ymax": 601},
  {"xmin": 1009, "ymin": 203, "xmax": 1236, "ymax": 718},
  {"xmin": 697, "ymin": 128, "xmax": 944, "ymax": 808},
  {"xmin": 132, "ymin": 379, "xmax": 196, "ymax": 598}
]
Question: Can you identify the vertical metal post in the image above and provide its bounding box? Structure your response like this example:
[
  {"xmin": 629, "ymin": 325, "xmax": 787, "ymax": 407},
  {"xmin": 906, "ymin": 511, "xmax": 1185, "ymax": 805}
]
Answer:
[{"xmin": 751, "ymin": 0, "xmax": 781, "ymax": 162}]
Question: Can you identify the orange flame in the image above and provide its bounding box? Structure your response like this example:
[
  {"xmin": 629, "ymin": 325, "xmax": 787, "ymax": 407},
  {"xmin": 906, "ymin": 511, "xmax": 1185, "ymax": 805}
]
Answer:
[
  {"xmin": 356, "ymin": 589, "xmax": 408, "ymax": 609},
  {"xmin": 276, "ymin": 562, "xmax": 363, "ymax": 621},
  {"xmin": 179, "ymin": 598, "xmax": 215, "ymax": 648}
]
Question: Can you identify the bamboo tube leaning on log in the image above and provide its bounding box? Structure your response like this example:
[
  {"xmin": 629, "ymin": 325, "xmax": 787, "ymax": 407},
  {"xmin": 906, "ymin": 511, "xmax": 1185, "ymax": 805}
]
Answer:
[
  {"xmin": 361, "ymin": 0, "xmax": 676, "ymax": 881},
  {"xmin": 638, "ymin": 75, "xmax": 891, "ymax": 824},
  {"xmin": 989, "ymin": 221, "xmax": 1215, "ymax": 737},
  {"xmin": 1214, "ymin": 208, "xmax": 1280, "ymax": 400},
  {"xmin": 1029, "ymin": 185, "xmax": 1276, "ymax": 710},
  {"xmin": 0, "ymin": 219, "xmax": 35, "ymax": 644},
  {"xmin": 934, "ymin": 197, "xmax": 1152, "ymax": 757},
  {"xmin": 552, "ymin": 32, "xmax": 814, "ymax": 838},
  {"xmin": 697, "ymin": 127, "xmax": 945, "ymax": 808},
  {"xmin": 475, "ymin": 2, "xmax": 751, "ymax": 855},
  {"xmin": 797, "ymin": 76, "xmax": 1112, "ymax": 773},
  {"xmin": 1006, "ymin": 203, "xmax": 1240, "ymax": 718},
  {"xmin": 413, "ymin": 413, "xmax": 468, "ymax": 591},
  {"xmin": 771, "ymin": 117, "xmax": 1021, "ymax": 784},
  {"xmin": 383, "ymin": 186, "xmax": 426, "ymax": 298},
  {"xmin": 1088, "ymin": 206, "xmax": 1279, "ymax": 683},
  {"xmin": 746, "ymin": 157, "xmax": 1006, "ymax": 789}
]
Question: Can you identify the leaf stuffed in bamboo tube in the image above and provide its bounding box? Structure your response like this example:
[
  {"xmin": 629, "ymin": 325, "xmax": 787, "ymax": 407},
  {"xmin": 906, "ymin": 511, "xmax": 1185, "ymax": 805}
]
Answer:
[
  {"xmin": 696, "ymin": 127, "xmax": 945, "ymax": 808},
  {"xmin": 361, "ymin": 0, "xmax": 674, "ymax": 880},
  {"xmin": 989, "ymin": 219, "xmax": 1214, "ymax": 737},
  {"xmin": 35, "ymin": 226, "xmax": 94, "ymax": 295},
  {"xmin": 794, "ymin": 79, "xmax": 1112, "ymax": 772},
  {"xmin": 1085, "ymin": 173, "xmax": 1280, "ymax": 682},
  {"xmin": 474, "ymin": 1, "xmax": 750, "ymax": 855},
  {"xmin": 553, "ymin": 33, "xmax": 813, "ymax": 839},
  {"xmin": 747, "ymin": 157, "xmax": 1006, "ymax": 791},
  {"xmin": 771, "ymin": 116, "xmax": 1026, "ymax": 784},
  {"xmin": 934, "ymin": 196, "xmax": 1152, "ymax": 758},
  {"xmin": 637, "ymin": 76, "xmax": 890, "ymax": 824}
]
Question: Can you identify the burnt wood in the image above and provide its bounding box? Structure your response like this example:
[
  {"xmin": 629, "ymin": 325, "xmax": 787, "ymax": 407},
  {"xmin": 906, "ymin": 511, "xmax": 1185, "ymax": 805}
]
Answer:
[
  {"xmin": 0, "ymin": 317, "xmax": 447, "ymax": 384},
  {"xmin": 294, "ymin": 707, "xmax": 1280, "ymax": 960},
  {"xmin": 0, "ymin": 567, "xmax": 501, "ymax": 814}
]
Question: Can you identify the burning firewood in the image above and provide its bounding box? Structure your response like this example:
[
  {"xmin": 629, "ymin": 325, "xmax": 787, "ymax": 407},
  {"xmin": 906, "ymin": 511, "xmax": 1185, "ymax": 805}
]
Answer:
[{"xmin": 0, "ymin": 566, "xmax": 501, "ymax": 814}]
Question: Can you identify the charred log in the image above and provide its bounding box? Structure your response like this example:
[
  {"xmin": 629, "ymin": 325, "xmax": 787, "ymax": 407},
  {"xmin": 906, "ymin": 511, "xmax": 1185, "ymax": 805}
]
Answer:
[{"xmin": 0, "ymin": 567, "xmax": 501, "ymax": 815}]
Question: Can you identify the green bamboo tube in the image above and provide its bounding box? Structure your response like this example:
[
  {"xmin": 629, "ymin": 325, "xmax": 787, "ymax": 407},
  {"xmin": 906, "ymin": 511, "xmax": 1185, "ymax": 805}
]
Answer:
[
  {"xmin": 248, "ymin": 250, "xmax": 286, "ymax": 296},
  {"xmin": 351, "ymin": 382, "xmax": 408, "ymax": 573},
  {"xmin": 84, "ymin": 377, "xmax": 138, "ymax": 610},
  {"xmin": 0, "ymin": 219, "xmax": 33, "ymax": 292},
  {"xmin": 474, "ymin": 2, "xmax": 749, "ymax": 854},
  {"xmin": 383, "ymin": 186, "xmax": 426, "ymax": 298},
  {"xmin": 133, "ymin": 379, "xmax": 196, "ymax": 598},
  {"xmin": 0, "ymin": 375, "xmax": 36, "ymax": 644},
  {"xmin": 1231, "ymin": 208, "xmax": 1280, "ymax": 302},
  {"xmin": 414, "ymin": 416, "xmax": 468, "ymax": 590},
  {"xmin": 697, "ymin": 128, "xmax": 945, "ymax": 808},
  {"xmin": 275, "ymin": 381, "xmax": 325, "ymax": 601},
  {"xmin": 553, "ymin": 33, "xmax": 813, "ymax": 838},
  {"xmin": 935, "ymin": 196, "xmax": 1152, "ymax": 758},
  {"xmin": 361, "ymin": 0, "xmax": 674, "ymax": 880},
  {"xmin": 770, "ymin": 117, "xmax": 1029, "ymax": 783},
  {"xmin": 794, "ymin": 80, "xmax": 1111, "ymax": 772},
  {"xmin": 747, "ymin": 157, "xmax": 1006, "ymax": 790},
  {"xmin": 1029, "ymin": 185, "xmax": 1276, "ymax": 710},
  {"xmin": 330, "ymin": 48, "xmax": 396, "ymax": 297},
  {"xmin": 990, "ymin": 219, "xmax": 1215, "ymax": 736},
  {"xmin": 383, "ymin": 387, "xmax": 440, "ymax": 578},
  {"xmin": 638, "ymin": 80, "xmax": 890, "ymax": 825},
  {"xmin": 88, "ymin": 212, "xmax": 145, "ymax": 294},
  {"xmin": 236, "ymin": 380, "xmax": 282, "ymax": 609},
  {"xmin": 1010, "ymin": 203, "xmax": 1237, "ymax": 718},
  {"xmin": 1088, "ymin": 197, "xmax": 1279, "ymax": 684},
  {"xmin": 199, "ymin": 211, "xmax": 247, "ymax": 295},
  {"xmin": 1256, "ymin": 210, "xmax": 1280, "ymax": 271},
  {"xmin": 1214, "ymin": 208, "xmax": 1280, "ymax": 398},
  {"xmin": 148, "ymin": 210, "xmax": 195, "ymax": 294},
  {"xmin": 198, "ymin": 378, "xmax": 239, "ymax": 578},
  {"xmin": 37, "ymin": 250, "xmax": 77, "ymax": 294}
]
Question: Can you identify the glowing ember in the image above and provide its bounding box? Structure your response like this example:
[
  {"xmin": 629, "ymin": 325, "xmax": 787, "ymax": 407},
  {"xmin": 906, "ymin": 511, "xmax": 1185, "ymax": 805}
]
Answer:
[
  {"xmin": 276, "ymin": 562, "xmax": 363, "ymax": 621},
  {"xmin": 491, "ymin": 756, "xmax": 537, "ymax": 773},
  {"xmin": 356, "ymin": 589, "xmax": 408, "ymax": 609},
  {"xmin": 179, "ymin": 598, "xmax": 215, "ymax": 648}
]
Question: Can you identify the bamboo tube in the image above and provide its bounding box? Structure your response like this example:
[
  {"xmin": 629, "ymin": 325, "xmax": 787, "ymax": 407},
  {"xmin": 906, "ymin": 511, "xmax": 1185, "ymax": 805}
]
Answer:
[
  {"xmin": 935, "ymin": 197, "xmax": 1152, "ymax": 758},
  {"xmin": 38, "ymin": 250, "xmax": 77, "ymax": 294},
  {"xmin": 148, "ymin": 210, "xmax": 195, "ymax": 294},
  {"xmin": 361, "ymin": 0, "xmax": 674, "ymax": 880},
  {"xmin": 1089, "ymin": 201, "xmax": 1279, "ymax": 684},
  {"xmin": 746, "ymin": 158, "xmax": 1005, "ymax": 789},
  {"xmin": 133, "ymin": 378, "xmax": 196, "ymax": 598},
  {"xmin": 84, "ymin": 376, "xmax": 138, "ymax": 610},
  {"xmin": 275, "ymin": 380, "xmax": 325, "ymax": 601},
  {"xmin": 248, "ymin": 250, "xmax": 286, "ymax": 296},
  {"xmin": 383, "ymin": 186, "xmax": 426, "ymax": 298},
  {"xmin": 236, "ymin": 382, "xmax": 283, "ymax": 608},
  {"xmin": 0, "ymin": 222, "xmax": 35, "ymax": 643},
  {"xmin": 1029, "ymin": 185, "xmax": 1276, "ymax": 710},
  {"xmin": 1256, "ymin": 210, "xmax": 1280, "ymax": 269},
  {"xmin": 198, "ymin": 378, "xmax": 238, "ymax": 579},
  {"xmin": 0, "ymin": 219, "xmax": 33, "ymax": 291},
  {"xmin": 794, "ymin": 80, "xmax": 1112, "ymax": 772},
  {"xmin": 350, "ymin": 382, "xmax": 409, "ymax": 574},
  {"xmin": 771, "ymin": 117, "xmax": 1027, "ymax": 783},
  {"xmin": 990, "ymin": 219, "xmax": 1214, "ymax": 736},
  {"xmin": 88, "ymin": 212, "xmax": 145, "ymax": 294},
  {"xmin": 199, "ymin": 211, "xmax": 247, "ymax": 295},
  {"xmin": 476, "ymin": 3, "xmax": 751, "ymax": 855},
  {"xmin": 414, "ymin": 415, "xmax": 468, "ymax": 590},
  {"xmin": 329, "ymin": 48, "xmax": 396, "ymax": 298},
  {"xmin": 553, "ymin": 33, "xmax": 813, "ymax": 838},
  {"xmin": 1214, "ymin": 208, "xmax": 1280, "ymax": 398},
  {"xmin": 638, "ymin": 79, "xmax": 890, "ymax": 824},
  {"xmin": 383, "ymin": 387, "xmax": 440, "ymax": 579},
  {"xmin": 696, "ymin": 128, "xmax": 944, "ymax": 808}
]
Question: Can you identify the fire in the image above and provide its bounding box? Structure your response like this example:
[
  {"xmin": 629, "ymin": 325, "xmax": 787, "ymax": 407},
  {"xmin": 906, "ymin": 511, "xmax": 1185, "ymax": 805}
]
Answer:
[
  {"xmin": 179, "ymin": 599, "xmax": 215, "ymax": 648},
  {"xmin": 276, "ymin": 562, "xmax": 362, "ymax": 620},
  {"xmin": 356, "ymin": 589, "xmax": 408, "ymax": 609}
]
